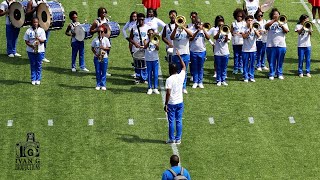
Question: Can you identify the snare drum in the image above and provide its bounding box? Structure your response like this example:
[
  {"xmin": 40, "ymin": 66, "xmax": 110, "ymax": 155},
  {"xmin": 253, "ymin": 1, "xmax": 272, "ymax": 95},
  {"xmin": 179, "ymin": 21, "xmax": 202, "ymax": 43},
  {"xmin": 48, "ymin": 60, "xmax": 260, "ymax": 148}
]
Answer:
[
  {"xmin": 103, "ymin": 21, "xmax": 120, "ymax": 38},
  {"xmin": 37, "ymin": 1, "xmax": 65, "ymax": 31},
  {"xmin": 133, "ymin": 49, "xmax": 146, "ymax": 69},
  {"xmin": 74, "ymin": 23, "xmax": 92, "ymax": 41},
  {"xmin": 8, "ymin": 1, "xmax": 30, "ymax": 28}
]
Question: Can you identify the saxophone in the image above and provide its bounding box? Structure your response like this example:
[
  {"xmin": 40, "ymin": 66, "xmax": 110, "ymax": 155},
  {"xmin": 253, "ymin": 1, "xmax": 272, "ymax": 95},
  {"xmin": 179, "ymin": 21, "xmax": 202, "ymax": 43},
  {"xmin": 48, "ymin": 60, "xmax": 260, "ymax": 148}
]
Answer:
[{"xmin": 33, "ymin": 28, "xmax": 39, "ymax": 54}]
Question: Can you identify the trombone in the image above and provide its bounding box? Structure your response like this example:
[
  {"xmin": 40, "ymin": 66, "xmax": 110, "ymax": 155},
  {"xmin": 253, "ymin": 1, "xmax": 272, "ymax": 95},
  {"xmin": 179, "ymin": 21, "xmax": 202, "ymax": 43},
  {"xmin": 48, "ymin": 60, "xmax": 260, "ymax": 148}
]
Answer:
[
  {"xmin": 303, "ymin": 21, "xmax": 313, "ymax": 32},
  {"xmin": 278, "ymin": 15, "xmax": 287, "ymax": 25}
]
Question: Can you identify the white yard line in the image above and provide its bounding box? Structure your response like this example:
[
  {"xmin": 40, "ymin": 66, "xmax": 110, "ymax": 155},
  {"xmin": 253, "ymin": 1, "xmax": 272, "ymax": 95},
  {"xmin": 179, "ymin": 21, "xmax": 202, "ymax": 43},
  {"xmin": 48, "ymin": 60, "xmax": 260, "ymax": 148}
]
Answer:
[
  {"xmin": 158, "ymin": 60, "xmax": 180, "ymax": 157},
  {"xmin": 289, "ymin": 116, "xmax": 296, "ymax": 124},
  {"xmin": 88, "ymin": 119, "xmax": 94, "ymax": 126},
  {"xmin": 128, "ymin": 118, "xmax": 134, "ymax": 125},
  {"xmin": 205, "ymin": 1, "xmax": 210, "ymax": 4},
  {"xmin": 174, "ymin": 1, "xmax": 179, "ymax": 5},
  {"xmin": 300, "ymin": 0, "xmax": 320, "ymax": 32},
  {"xmin": 82, "ymin": 1, "xmax": 87, "ymax": 5},
  {"xmin": 112, "ymin": 0, "xmax": 118, "ymax": 5},
  {"xmin": 236, "ymin": 0, "xmax": 241, "ymax": 4},
  {"xmin": 7, "ymin": 120, "xmax": 13, "ymax": 127},
  {"xmin": 48, "ymin": 119, "xmax": 53, "ymax": 126},
  {"xmin": 209, "ymin": 117, "xmax": 215, "ymax": 124},
  {"xmin": 248, "ymin": 117, "xmax": 254, "ymax": 124}
]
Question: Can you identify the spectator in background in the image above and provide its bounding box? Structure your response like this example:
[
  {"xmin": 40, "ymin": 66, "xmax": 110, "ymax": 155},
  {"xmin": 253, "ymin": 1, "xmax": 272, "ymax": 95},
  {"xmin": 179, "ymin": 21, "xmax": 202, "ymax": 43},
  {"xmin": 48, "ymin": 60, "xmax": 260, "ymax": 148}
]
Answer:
[
  {"xmin": 308, "ymin": 0, "xmax": 320, "ymax": 23},
  {"xmin": 162, "ymin": 155, "xmax": 191, "ymax": 180}
]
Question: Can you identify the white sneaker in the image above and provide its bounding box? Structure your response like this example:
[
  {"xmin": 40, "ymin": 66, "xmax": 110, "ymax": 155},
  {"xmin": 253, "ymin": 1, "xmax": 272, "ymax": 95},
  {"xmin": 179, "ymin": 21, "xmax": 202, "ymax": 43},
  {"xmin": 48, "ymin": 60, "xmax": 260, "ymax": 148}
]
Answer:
[
  {"xmin": 147, "ymin": 89, "xmax": 153, "ymax": 95},
  {"xmin": 31, "ymin": 81, "xmax": 36, "ymax": 85},
  {"xmin": 8, "ymin": 54, "xmax": 14, "ymax": 58},
  {"xmin": 269, "ymin": 76, "xmax": 274, "ymax": 80},
  {"xmin": 80, "ymin": 68, "xmax": 89, "ymax": 72},
  {"xmin": 131, "ymin": 73, "xmax": 136, "ymax": 78},
  {"xmin": 35, "ymin": 81, "xmax": 41, "ymax": 85},
  {"xmin": 217, "ymin": 82, "xmax": 221, "ymax": 86},
  {"xmin": 71, "ymin": 68, "xmax": 76, "ymax": 72},
  {"xmin": 198, "ymin": 83, "xmax": 204, "ymax": 89},
  {"xmin": 244, "ymin": 79, "xmax": 249, "ymax": 83},
  {"xmin": 249, "ymin": 79, "xmax": 256, "ymax": 82},
  {"xmin": 95, "ymin": 87, "xmax": 100, "ymax": 90},
  {"xmin": 222, "ymin": 81, "xmax": 228, "ymax": 86},
  {"xmin": 190, "ymin": 76, "xmax": 193, "ymax": 82},
  {"xmin": 183, "ymin": 89, "xmax": 188, "ymax": 94},
  {"xmin": 262, "ymin": 66, "xmax": 269, "ymax": 70},
  {"xmin": 153, "ymin": 89, "xmax": 160, "ymax": 94},
  {"xmin": 101, "ymin": 87, "xmax": 106, "ymax": 91},
  {"xmin": 257, "ymin": 67, "xmax": 262, "ymax": 71},
  {"xmin": 14, "ymin": 53, "xmax": 21, "ymax": 57},
  {"xmin": 192, "ymin": 83, "xmax": 198, "ymax": 89},
  {"xmin": 106, "ymin": 73, "xmax": 111, "ymax": 76},
  {"xmin": 213, "ymin": 73, "xmax": 216, "ymax": 78},
  {"xmin": 278, "ymin": 75, "xmax": 284, "ymax": 80},
  {"xmin": 306, "ymin": 73, "xmax": 311, "ymax": 77},
  {"xmin": 42, "ymin": 58, "xmax": 50, "ymax": 63},
  {"xmin": 312, "ymin": 19, "xmax": 316, "ymax": 23},
  {"xmin": 299, "ymin": 74, "xmax": 303, "ymax": 77}
]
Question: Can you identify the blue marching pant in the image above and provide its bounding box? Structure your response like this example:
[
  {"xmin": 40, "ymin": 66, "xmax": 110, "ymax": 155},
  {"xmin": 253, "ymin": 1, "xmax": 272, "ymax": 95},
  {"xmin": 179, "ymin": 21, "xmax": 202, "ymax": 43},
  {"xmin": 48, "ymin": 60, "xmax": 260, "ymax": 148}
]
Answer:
[
  {"xmin": 146, "ymin": 60, "xmax": 159, "ymax": 89},
  {"xmin": 28, "ymin": 52, "xmax": 44, "ymax": 81},
  {"xmin": 298, "ymin": 47, "xmax": 311, "ymax": 74},
  {"xmin": 6, "ymin": 24, "xmax": 20, "ymax": 55},
  {"xmin": 167, "ymin": 103, "xmax": 184, "ymax": 141},
  {"xmin": 94, "ymin": 57, "xmax": 108, "ymax": 87},
  {"xmin": 172, "ymin": 54, "xmax": 190, "ymax": 89},
  {"xmin": 190, "ymin": 51, "xmax": 206, "ymax": 84},
  {"xmin": 71, "ymin": 41, "xmax": 85, "ymax": 69},
  {"xmin": 256, "ymin": 41, "xmax": 267, "ymax": 68},
  {"xmin": 266, "ymin": 47, "xmax": 286, "ymax": 77},
  {"xmin": 242, "ymin": 52, "xmax": 256, "ymax": 80},
  {"xmin": 233, "ymin": 45, "xmax": 243, "ymax": 72},
  {"xmin": 214, "ymin": 55, "xmax": 229, "ymax": 83}
]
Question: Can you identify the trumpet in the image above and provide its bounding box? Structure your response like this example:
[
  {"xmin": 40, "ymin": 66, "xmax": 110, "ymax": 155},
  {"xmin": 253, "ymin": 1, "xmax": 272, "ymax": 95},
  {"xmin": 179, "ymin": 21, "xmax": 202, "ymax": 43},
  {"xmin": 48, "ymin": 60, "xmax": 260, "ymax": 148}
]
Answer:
[
  {"xmin": 203, "ymin": 22, "xmax": 211, "ymax": 31},
  {"xmin": 303, "ymin": 21, "xmax": 313, "ymax": 32},
  {"xmin": 175, "ymin": 15, "xmax": 186, "ymax": 28},
  {"xmin": 150, "ymin": 34, "xmax": 160, "ymax": 44},
  {"xmin": 98, "ymin": 49, "xmax": 106, "ymax": 62},
  {"xmin": 278, "ymin": 15, "xmax": 287, "ymax": 25},
  {"xmin": 253, "ymin": 22, "xmax": 261, "ymax": 30},
  {"xmin": 220, "ymin": 25, "xmax": 230, "ymax": 35}
]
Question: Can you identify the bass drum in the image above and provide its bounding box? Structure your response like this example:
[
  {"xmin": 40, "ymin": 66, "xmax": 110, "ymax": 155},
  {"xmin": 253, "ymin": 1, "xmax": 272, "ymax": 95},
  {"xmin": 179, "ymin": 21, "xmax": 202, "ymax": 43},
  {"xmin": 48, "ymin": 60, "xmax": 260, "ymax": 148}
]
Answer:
[
  {"xmin": 74, "ymin": 23, "xmax": 93, "ymax": 41},
  {"xmin": 8, "ymin": 1, "xmax": 31, "ymax": 28},
  {"xmin": 103, "ymin": 21, "xmax": 120, "ymax": 38},
  {"xmin": 37, "ymin": 1, "xmax": 65, "ymax": 31}
]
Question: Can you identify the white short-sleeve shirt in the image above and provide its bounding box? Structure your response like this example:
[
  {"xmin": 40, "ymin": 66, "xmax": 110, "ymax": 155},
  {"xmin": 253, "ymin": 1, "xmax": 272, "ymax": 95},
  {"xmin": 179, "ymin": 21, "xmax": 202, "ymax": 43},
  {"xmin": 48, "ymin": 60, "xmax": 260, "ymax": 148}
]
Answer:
[
  {"xmin": 0, "ymin": 0, "xmax": 12, "ymax": 25},
  {"xmin": 91, "ymin": 36, "xmax": 111, "ymax": 58},
  {"xmin": 163, "ymin": 23, "xmax": 175, "ymax": 49},
  {"xmin": 144, "ymin": 17, "xmax": 165, "ymax": 33},
  {"xmin": 212, "ymin": 27, "xmax": 231, "ymax": 56},
  {"xmin": 173, "ymin": 29, "xmax": 190, "ymax": 55},
  {"xmin": 242, "ymin": 27, "xmax": 257, "ymax": 52},
  {"xmin": 165, "ymin": 70, "xmax": 185, "ymax": 105},
  {"xmin": 189, "ymin": 26, "xmax": 206, "ymax": 52},
  {"xmin": 245, "ymin": 0, "xmax": 259, "ymax": 16},
  {"xmin": 295, "ymin": 24, "xmax": 311, "ymax": 47},
  {"xmin": 232, "ymin": 21, "xmax": 246, "ymax": 45},
  {"xmin": 122, "ymin": 21, "xmax": 136, "ymax": 39},
  {"xmin": 254, "ymin": 19, "xmax": 267, "ymax": 43},
  {"xmin": 24, "ymin": 27, "xmax": 46, "ymax": 53},
  {"xmin": 145, "ymin": 39, "xmax": 159, "ymax": 61},
  {"xmin": 131, "ymin": 24, "xmax": 151, "ymax": 53},
  {"xmin": 266, "ymin": 20, "xmax": 289, "ymax": 47}
]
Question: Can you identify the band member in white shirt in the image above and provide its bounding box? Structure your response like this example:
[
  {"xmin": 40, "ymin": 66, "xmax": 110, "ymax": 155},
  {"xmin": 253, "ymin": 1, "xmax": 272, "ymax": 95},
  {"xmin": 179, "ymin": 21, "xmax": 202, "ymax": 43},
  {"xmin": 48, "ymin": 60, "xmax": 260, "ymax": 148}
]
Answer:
[
  {"xmin": 144, "ymin": 8, "xmax": 165, "ymax": 33},
  {"xmin": 122, "ymin": 11, "xmax": 137, "ymax": 54},
  {"xmin": 162, "ymin": 10, "xmax": 177, "ymax": 64},
  {"xmin": 189, "ymin": 17, "xmax": 210, "ymax": 88},
  {"xmin": 0, "ymin": 0, "xmax": 22, "ymax": 57},
  {"xmin": 265, "ymin": 8, "xmax": 289, "ymax": 80},
  {"xmin": 24, "ymin": 17, "xmax": 46, "ymax": 85},
  {"xmin": 170, "ymin": 17, "xmax": 193, "ymax": 94}
]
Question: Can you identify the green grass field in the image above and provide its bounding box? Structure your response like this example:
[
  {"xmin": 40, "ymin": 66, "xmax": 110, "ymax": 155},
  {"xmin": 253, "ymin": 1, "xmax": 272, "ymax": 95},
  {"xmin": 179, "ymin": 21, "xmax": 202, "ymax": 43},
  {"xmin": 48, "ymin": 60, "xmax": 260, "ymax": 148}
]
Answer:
[{"xmin": 1, "ymin": 0, "xmax": 320, "ymax": 179}]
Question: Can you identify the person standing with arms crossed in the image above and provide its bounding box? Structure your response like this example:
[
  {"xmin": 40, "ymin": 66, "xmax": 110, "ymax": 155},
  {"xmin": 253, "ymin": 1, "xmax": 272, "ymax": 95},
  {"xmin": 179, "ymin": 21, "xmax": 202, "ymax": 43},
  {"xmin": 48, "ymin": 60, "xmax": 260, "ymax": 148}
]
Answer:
[{"xmin": 164, "ymin": 49, "xmax": 186, "ymax": 145}]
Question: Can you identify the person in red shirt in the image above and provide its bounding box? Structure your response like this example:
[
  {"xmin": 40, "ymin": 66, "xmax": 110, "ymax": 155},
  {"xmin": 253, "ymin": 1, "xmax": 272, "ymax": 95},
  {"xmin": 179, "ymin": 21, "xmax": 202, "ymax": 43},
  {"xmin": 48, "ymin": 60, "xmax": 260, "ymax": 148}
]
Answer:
[
  {"xmin": 308, "ymin": 0, "xmax": 320, "ymax": 23},
  {"xmin": 142, "ymin": 0, "xmax": 160, "ymax": 10}
]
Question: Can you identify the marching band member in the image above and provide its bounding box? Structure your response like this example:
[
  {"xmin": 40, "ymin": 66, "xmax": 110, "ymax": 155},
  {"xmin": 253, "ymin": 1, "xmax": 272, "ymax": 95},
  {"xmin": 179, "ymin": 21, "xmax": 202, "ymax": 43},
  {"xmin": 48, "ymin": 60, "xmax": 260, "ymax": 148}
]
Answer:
[
  {"xmin": 189, "ymin": 17, "xmax": 210, "ymax": 89},
  {"xmin": 0, "ymin": 0, "xmax": 22, "ymax": 57},
  {"xmin": 65, "ymin": 11, "xmax": 89, "ymax": 72},
  {"xmin": 91, "ymin": 25, "xmax": 111, "ymax": 91},
  {"xmin": 27, "ymin": 0, "xmax": 50, "ymax": 63},
  {"xmin": 231, "ymin": 8, "xmax": 246, "ymax": 74},
  {"xmin": 265, "ymin": 8, "xmax": 289, "ymax": 80},
  {"xmin": 187, "ymin": 11, "xmax": 198, "ymax": 28},
  {"xmin": 122, "ymin": 11, "xmax": 137, "ymax": 54},
  {"xmin": 254, "ymin": 8, "xmax": 268, "ymax": 71},
  {"xmin": 170, "ymin": 15, "xmax": 193, "ymax": 94},
  {"xmin": 212, "ymin": 15, "xmax": 231, "ymax": 86},
  {"xmin": 129, "ymin": 13, "xmax": 151, "ymax": 84},
  {"xmin": 244, "ymin": 0, "xmax": 259, "ymax": 16},
  {"xmin": 242, "ymin": 15, "xmax": 260, "ymax": 82},
  {"xmin": 144, "ymin": 29, "xmax": 160, "ymax": 95},
  {"xmin": 144, "ymin": 8, "xmax": 165, "ymax": 33},
  {"xmin": 24, "ymin": 17, "xmax": 46, "ymax": 85},
  {"xmin": 162, "ymin": 9, "xmax": 177, "ymax": 64},
  {"xmin": 295, "ymin": 14, "xmax": 312, "ymax": 77}
]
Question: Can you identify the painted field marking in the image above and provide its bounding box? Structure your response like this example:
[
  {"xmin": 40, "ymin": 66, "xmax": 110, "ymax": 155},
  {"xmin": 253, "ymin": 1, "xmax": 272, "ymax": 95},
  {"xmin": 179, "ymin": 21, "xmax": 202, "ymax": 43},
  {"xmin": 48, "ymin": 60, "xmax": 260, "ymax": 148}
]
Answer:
[
  {"xmin": 128, "ymin": 118, "xmax": 134, "ymax": 125},
  {"xmin": 82, "ymin": 1, "xmax": 87, "ymax": 5},
  {"xmin": 88, "ymin": 119, "xmax": 94, "ymax": 126},
  {"xmin": 300, "ymin": 0, "xmax": 320, "ymax": 32},
  {"xmin": 289, "ymin": 116, "xmax": 296, "ymax": 124},
  {"xmin": 48, "ymin": 119, "xmax": 53, "ymax": 126},
  {"xmin": 236, "ymin": 0, "xmax": 241, "ymax": 4},
  {"xmin": 248, "ymin": 117, "xmax": 254, "ymax": 124},
  {"xmin": 7, "ymin": 120, "xmax": 13, "ymax": 127},
  {"xmin": 112, "ymin": 0, "xmax": 118, "ymax": 5},
  {"xmin": 158, "ymin": 57, "xmax": 180, "ymax": 159},
  {"xmin": 174, "ymin": 1, "xmax": 179, "ymax": 5},
  {"xmin": 205, "ymin": 1, "xmax": 210, "ymax": 4},
  {"xmin": 209, "ymin": 117, "xmax": 215, "ymax": 124}
]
